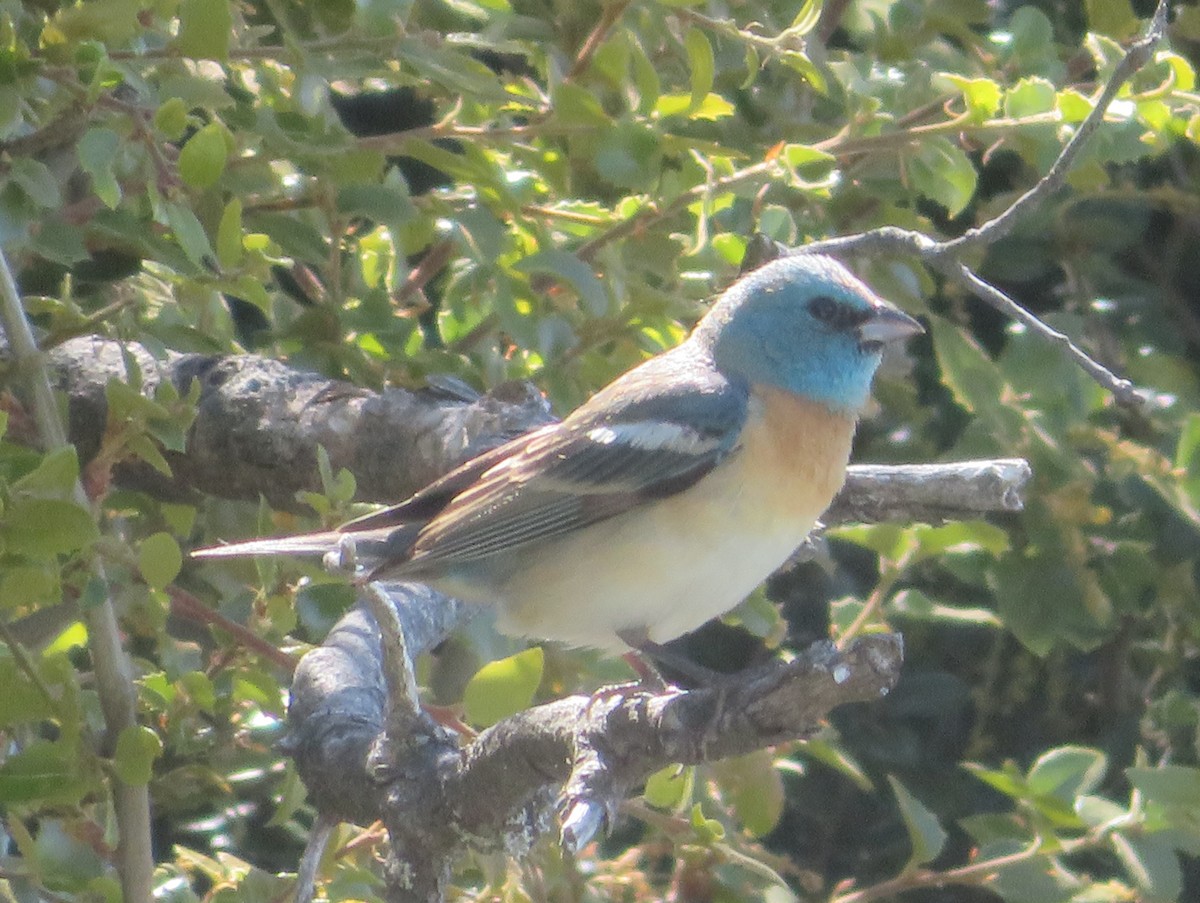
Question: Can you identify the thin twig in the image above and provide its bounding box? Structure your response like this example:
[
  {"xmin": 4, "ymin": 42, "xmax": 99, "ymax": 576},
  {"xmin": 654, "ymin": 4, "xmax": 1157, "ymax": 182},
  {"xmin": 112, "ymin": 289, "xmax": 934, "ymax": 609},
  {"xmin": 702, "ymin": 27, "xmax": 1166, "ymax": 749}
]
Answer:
[
  {"xmin": 0, "ymin": 250, "xmax": 153, "ymax": 901},
  {"xmin": 567, "ymin": 1, "xmax": 631, "ymax": 82},
  {"xmin": 942, "ymin": 0, "xmax": 1171, "ymax": 255},
  {"xmin": 167, "ymin": 587, "xmax": 299, "ymax": 673},
  {"xmin": 939, "ymin": 260, "xmax": 1140, "ymax": 405},
  {"xmin": 831, "ymin": 840, "xmax": 1044, "ymax": 903},
  {"xmin": 797, "ymin": 0, "xmax": 1172, "ymax": 408}
]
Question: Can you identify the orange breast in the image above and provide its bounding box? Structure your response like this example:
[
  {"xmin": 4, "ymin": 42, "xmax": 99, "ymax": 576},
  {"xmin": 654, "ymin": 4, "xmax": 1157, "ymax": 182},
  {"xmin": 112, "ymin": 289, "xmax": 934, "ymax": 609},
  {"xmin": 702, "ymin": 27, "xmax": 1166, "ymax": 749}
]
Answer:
[{"xmin": 745, "ymin": 385, "xmax": 857, "ymax": 521}]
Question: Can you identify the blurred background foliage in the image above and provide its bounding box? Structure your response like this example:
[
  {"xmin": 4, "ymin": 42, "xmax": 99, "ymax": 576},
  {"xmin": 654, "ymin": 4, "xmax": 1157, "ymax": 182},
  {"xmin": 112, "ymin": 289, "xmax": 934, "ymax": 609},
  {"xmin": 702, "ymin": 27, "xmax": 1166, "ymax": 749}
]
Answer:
[{"xmin": 2, "ymin": 0, "xmax": 1200, "ymax": 900}]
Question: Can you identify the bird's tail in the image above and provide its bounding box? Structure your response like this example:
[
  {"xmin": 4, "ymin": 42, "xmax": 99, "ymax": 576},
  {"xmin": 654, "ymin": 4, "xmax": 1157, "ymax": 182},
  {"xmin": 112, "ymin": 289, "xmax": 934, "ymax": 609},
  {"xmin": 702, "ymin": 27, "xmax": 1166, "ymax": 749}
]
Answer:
[{"xmin": 190, "ymin": 531, "xmax": 346, "ymax": 561}]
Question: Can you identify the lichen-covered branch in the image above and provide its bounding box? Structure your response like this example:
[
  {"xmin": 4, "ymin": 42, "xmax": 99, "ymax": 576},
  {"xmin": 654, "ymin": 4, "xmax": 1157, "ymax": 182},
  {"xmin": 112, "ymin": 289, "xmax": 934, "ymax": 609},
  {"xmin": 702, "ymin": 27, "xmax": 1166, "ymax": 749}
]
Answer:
[
  {"xmin": 36, "ymin": 335, "xmax": 553, "ymax": 510},
  {"xmin": 290, "ymin": 617, "xmax": 901, "ymax": 903}
]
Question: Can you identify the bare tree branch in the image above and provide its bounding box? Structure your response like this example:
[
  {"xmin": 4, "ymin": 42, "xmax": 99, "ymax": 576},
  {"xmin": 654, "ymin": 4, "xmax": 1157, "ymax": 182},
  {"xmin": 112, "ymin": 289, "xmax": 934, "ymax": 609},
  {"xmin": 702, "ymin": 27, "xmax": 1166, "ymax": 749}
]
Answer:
[
  {"xmin": 794, "ymin": 0, "xmax": 1171, "ymax": 409},
  {"xmin": 290, "ymin": 615, "xmax": 901, "ymax": 903}
]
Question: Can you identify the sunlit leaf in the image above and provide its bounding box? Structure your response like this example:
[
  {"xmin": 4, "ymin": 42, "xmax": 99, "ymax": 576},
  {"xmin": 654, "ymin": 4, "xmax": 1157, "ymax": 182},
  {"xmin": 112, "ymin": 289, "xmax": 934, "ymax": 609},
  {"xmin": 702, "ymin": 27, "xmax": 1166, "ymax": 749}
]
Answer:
[
  {"xmin": 114, "ymin": 725, "xmax": 163, "ymax": 785},
  {"xmin": 138, "ymin": 532, "xmax": 182, "ymax": 591},
  {"xmin": 684, "ymin": 27, "xmax": 714, "ymax": 112},
  {"xmin": 178, "ymin": 122, "xmax": 229, "ymax": 189},
  {"xmin": 462, "ymin": 647, "xmax": 544, "ymax": 728}
]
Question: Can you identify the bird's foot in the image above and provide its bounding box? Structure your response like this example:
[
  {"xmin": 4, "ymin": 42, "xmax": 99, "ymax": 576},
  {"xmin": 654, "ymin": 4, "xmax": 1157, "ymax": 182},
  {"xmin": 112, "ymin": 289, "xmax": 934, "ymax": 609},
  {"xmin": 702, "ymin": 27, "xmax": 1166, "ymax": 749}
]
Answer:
[{"xmin": 616, "ymin": 628, "xmax": 729, "ymax": 690}]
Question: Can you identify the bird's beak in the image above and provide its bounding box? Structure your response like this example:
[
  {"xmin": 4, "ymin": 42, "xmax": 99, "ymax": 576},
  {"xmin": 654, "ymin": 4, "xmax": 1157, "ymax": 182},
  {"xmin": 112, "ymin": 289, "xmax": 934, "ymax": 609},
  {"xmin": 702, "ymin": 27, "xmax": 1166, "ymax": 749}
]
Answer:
[{"xmin": 858, "ymin": 304, "xmax": 924, "ymax": 346}]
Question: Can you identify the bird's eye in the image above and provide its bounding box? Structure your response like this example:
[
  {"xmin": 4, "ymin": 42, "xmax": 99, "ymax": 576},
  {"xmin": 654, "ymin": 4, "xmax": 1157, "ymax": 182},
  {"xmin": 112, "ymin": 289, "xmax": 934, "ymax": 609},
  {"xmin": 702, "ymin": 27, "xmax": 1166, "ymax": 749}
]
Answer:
[{"xmin": 808, "ymin": 295, "xmax": 866, "ymax": 330}]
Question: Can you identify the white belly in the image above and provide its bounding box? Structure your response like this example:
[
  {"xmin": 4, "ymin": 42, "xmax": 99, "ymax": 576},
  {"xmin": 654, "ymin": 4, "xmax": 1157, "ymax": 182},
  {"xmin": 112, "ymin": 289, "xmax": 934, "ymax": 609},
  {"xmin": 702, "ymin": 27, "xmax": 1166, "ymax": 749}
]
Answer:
[{"xmin": 451, "ymin": 389, "xmax": 856, "ymax": 652}]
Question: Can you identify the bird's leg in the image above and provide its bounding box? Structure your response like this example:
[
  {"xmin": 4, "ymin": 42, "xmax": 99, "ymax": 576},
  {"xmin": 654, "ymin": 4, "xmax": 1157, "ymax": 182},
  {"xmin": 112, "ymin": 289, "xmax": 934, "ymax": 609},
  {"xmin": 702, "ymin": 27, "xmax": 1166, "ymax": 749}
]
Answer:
[{"xmin": 616, "ymin": 628, "xmax": 726, "ymax": 689}]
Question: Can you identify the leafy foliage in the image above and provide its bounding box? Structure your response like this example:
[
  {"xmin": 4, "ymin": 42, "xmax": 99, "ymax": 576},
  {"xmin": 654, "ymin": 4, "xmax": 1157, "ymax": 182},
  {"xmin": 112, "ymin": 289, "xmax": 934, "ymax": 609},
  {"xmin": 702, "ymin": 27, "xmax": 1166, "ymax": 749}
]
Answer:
[{"xmin": 2, "ymin": 0, "xmax": 1200, "ymax": 901}]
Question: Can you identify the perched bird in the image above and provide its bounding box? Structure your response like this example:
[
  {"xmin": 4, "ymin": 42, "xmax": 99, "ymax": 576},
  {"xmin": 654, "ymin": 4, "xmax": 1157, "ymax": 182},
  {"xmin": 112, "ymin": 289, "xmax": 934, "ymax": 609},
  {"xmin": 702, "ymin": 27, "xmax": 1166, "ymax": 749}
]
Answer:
[{"xmin": 193, "ymin": 254, "xmax": 922, "ymax": 654}]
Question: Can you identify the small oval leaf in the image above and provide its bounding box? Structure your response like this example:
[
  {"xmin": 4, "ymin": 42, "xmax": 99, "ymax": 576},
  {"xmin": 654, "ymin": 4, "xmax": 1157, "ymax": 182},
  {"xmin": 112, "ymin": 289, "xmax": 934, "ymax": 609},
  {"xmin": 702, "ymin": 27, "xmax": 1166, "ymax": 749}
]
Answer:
[
  {"xmin": 138, "ymin": 532, "xmax": 182, "ymax": 591},
  {"xmin": 462, "ymin": 647, "xmax": 544, "ymax": 728}
]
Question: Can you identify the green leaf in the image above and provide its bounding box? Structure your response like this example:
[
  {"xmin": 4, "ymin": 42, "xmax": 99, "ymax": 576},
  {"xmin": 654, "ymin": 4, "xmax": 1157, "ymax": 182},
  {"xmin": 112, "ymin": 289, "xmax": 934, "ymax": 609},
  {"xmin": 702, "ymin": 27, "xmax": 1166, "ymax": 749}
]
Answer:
[
  {"xmin": 689, "ymin": 803, "xmax": 725, "ymax": 842},
  {"xmin": 154, "ymin": 97, "xmax": 189, "ymax": 140},
  {"xmin": 1074, "ymin": 794, "xmax": 1127, "ymax": 829},
  {"xmin": 1027, "ymin": 746, "xmax": 1107, "ymax": 801},
  {"xmin": 0, "ymin": 659, "xmax": 60, "ymax": 728},
  {"xmin": 551, "ymin": 82, "xmax": 609, "ymax": 126},
  {"xmin": 788, "ymin": 0, "xmax": 821, "ymax": 34},
  {"xmin": 593, "ymin": 121, "xmax": 662, "ymax": 190},
  {"xmin": 710, "ymin": 750, "xmax": 785, "ymax": 837},
  {"xmin": 9, "ymin": 158, "xmax": 61, "ymax": 208},
  {"xmin": 1111, "ymin": 832, "xmax": 1183, "ymax": 903},
  {"xmin": 175, "ymin": 0, "xmax": 232, "ymax": 60},
  {"xmin": 267, "ymin": 763, "xmax": 308, "ymax": 827},
  {"xmin": 113, "ymin": 725, "xmax": 163, "ymax": 786},
  {"xmin": 782, "ymin": 143, "xmax": 835, "ymax": 168},
  {"xmin": 654, "ymin": 92, "xmax": 735, "ymax": 120},
  {"xmin": 912, "ymin": 521, "xmax": 1011, "ymax": 559},
  {"xmin": 514, "ymin": 250, "xmax": 608, "ymax": 316},
  {"xmin": 644, "ymin": 764, "xmax": 691, "ymax": 809},
  {"xmin": 683, "ymin": 27, "xmax": 714, "ymax": 112},
  {"xmin": 888, "ymin": 776, "xmax": 948, "ymax": 870},
  {"xmin": 630, "ymin": 37, "xmax": 661, "ymax": 113},
  {"xmin": 138, "ymin": 532, "xmax": 182, "ymax": 591},
  {"xmin": 929, "ymin": 317, "xmax": 1007, "ymax": 416},
  {"xmin": 890, "ymin": 589, "xmax": 1003, "ymax": 628},
  {"xmin": 462, "ymin": 647, "xmax": 544, "ymax": 727},
  {"xmin": 1126, "ymin": 764, "xmax": 1200, "ymax": 809},
  {"xmin": 30, "ymin": 217, "xmax": 89, "ymax": 266},
  {"xmin": 165, "ymin": 201, "xmax": 216, "ymax": 269},
  {"xmin": 833, "ymin": 523, "xmax": 914, "ymax": 561},
  {"xmin": 0, "ymin": 741, "xmax": 90, "ymax": 804},
  {"xmin": 1, "ymin": 498, "xmax": 98, "ymax": 559},
  {"xmin": 77, "ymin": 127, "xmax": 121, "ymax": 208},
  {"xmin": 337, "ymin": 183, "xmax": 414, "ymax": 229},
  {"xmin": 906, "ymin": 137, "xmax": 977, "ymax": 217},
  {"xmin": 216, "ymin": 196, "xmax": 243, "ymax": 268},
  {"xmin": 1004, "ymin": 77, "xmax": 1058, "ymax": 118},
  {"xmin": 942, "ymin": 74, "xmax": 1002, "ymax": 121},
  {"xmin": 1084, "ymin": 0, "xmax": 1139, "ymax": 39},
  {"xmin": 178, "ymin": 122, "xmax": 229, "ymax": 189},
  {"xmin": 796, "ymin": 741, "xmax": 874, "ymax": 791},
  {"xmin": 1057, "ymin": 88, "xmax": 1093, "ymax": 123},
  {"xmin": 12, "ymin": 447, "xmax": 80, "ymax": 495},
  {"xmin": 981, "ymin": 840, "xmax": 1074, "ymax": 903},
  {"xmin": 47, "ymin": 0, "xmax": 140, "ymax": 44},
  {"xmin": 1176, "ymin": 412, "xmax": 1200, "ymax": 473}
]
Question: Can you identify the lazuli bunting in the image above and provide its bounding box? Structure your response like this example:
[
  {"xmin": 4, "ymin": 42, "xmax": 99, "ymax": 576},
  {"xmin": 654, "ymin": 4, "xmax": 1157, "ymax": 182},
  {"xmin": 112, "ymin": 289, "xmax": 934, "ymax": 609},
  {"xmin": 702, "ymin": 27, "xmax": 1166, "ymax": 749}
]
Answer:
[{"xmin": 193, "ymin": 254, "xmax": 922, "ymax": 653}]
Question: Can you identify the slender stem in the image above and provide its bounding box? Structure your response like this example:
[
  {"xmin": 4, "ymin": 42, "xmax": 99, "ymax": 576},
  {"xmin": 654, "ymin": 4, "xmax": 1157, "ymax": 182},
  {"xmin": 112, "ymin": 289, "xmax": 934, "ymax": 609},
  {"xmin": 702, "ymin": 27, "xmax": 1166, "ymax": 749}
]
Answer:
[
  {"xmin": 567, "ymin": 1, "xmax": 631, "ymax": 81},
  {"xmin": 835, "ymin": 549, "xmax": 914, "ymax": 649},
  {"xmin": 0, "ymin": 248, "xmax": 153, "ymax": 902},
  {"xmin": 39, "ymin": 295, "xmax": 140, "ymax": 352},
  {"xmin": 167, "ymin": 587, "xmax": 298, "ymax": 673},
  {"xmin": 941, "ymin": 0, "xmax": 1171, "ymax": 255},
  {"xmin": 938, "ymin": 260, "xmax": 1140, "ymax": 406},
  {"xmin": 577, "ymin": 160, "xmax": 775, "ymax": 263},
  {"xmin": 831, "ymin": 840, "xmax": 1045, "ymax": 903},
  {"xmin": 797, "ymin": 0, "xmax": 1173, "ymax": 409}
]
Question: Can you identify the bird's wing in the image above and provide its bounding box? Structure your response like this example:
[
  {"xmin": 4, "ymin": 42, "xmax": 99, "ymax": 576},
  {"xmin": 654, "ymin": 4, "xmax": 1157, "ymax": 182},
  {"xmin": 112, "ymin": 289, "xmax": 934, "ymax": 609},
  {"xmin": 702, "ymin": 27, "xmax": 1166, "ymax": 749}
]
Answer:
[
  {"xmin": 336, "ymin": 424, "xmax": 559, "ymax": 533},
  {"xmin": 376, "ymin": 362, "xmax": 749, "ymax": 578}
]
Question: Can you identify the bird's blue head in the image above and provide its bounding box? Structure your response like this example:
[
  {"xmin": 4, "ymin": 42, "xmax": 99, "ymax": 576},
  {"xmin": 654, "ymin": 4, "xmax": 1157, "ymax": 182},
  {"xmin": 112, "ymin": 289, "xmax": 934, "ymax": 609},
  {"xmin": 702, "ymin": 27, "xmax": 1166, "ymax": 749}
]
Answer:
[{"xmin": 694, "ymin": 254, "xmax": 923, "ymax": 414}]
